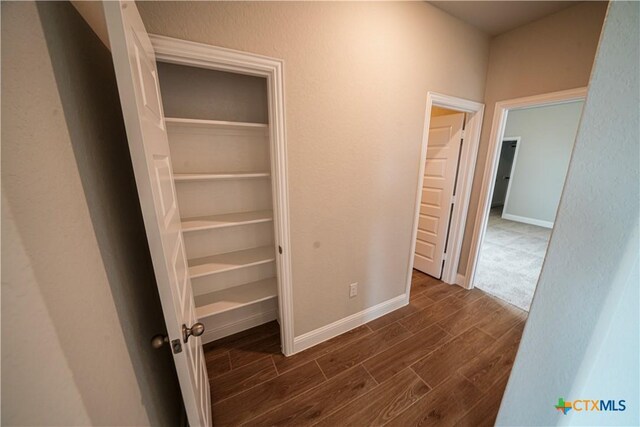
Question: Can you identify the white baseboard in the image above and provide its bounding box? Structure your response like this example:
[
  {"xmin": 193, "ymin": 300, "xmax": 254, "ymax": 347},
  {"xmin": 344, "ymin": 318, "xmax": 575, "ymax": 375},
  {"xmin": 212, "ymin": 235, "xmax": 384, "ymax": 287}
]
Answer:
[
  {"xmin": 501, "ymin": 213, "xmax": 553, "ymax": 229},
  {"xmin": 200, "ymin": 309, "xmax": 278, "ymax": 344},
  {"xmin": 456, "ymin": 273, "xmax": 466, "ymax": 287},
  {"xmin": 292, "ymin": 294, "xmax": 407, "ymax": 354}
]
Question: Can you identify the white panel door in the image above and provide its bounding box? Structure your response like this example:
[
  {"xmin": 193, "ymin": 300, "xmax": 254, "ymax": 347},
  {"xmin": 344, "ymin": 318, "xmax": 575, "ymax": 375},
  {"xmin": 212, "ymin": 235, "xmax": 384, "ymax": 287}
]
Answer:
[
  {"xmin": 414, "ymin": 113, "xmax": 465, "ymax": 278},
  {"xmin": 103, "ymin": 2, "xmax": 210, "ymax": 426}
]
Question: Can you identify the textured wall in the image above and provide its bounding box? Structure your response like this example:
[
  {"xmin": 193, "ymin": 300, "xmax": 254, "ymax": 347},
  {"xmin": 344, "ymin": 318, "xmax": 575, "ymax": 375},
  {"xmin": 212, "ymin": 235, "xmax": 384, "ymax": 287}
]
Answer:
[
  {"xmin": 1, "ymin": 2, "xmax": 182, "ymax": 425},
  {"xmin": 458, "ymin": 1, "xmax": 607, "ymax": 274},
  {"xmin": 138, "ymin": 1, "xmax": 490, "ymax": 335},
  {"xmin": 502, "ymin": 101, "xmax": 584, "ymax": 224},
  {"xmin": 157, "ymin": 62, "xmax": 269, "ymax": 123},
  {"xmin": 497, "ymin": 1, "xmax": 639, "ymax": 424}
]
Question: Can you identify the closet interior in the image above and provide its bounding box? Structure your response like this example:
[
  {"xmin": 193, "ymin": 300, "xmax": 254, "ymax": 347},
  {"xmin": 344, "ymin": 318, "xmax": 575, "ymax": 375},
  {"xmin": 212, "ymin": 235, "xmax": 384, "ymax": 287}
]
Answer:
[{"xmin": 157, "ymin": 62, "xmax": 279, "ymax": 344}]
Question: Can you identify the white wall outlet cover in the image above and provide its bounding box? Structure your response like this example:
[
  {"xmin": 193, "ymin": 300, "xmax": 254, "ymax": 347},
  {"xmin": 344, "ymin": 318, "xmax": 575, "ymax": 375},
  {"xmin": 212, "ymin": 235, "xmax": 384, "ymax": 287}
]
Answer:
[{"xmin": 349, "ymin": 282, "xmax": 358, "ymax": 298}]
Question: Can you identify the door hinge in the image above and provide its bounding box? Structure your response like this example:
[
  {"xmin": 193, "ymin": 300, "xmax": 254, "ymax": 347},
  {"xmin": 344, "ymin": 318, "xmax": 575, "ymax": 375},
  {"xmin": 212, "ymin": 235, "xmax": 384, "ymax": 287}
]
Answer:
[
  {"xmin": 278, "ymin": 245, "xmax": 283, "ymax": 254},
  {"xmin": 460, "ymin": 129, "xmax": 465, "ymax": 139},
  {"xmin": 171, "ymin": 339, "xmax": 182, "ymax": 354}
]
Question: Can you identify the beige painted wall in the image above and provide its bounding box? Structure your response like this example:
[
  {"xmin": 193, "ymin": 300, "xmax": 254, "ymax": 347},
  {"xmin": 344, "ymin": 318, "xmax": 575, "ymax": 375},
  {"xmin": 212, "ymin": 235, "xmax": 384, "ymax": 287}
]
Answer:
[
  {"xmin": 137, "ymin": 1, "xmax": 490, "ymax": 335},
  {"xmin": 1, "ymin": 2, "xmax": 182, "ymax": 424},
  {"xmin": 457, "ymin": 1, "xmax": 607, "ymax": 274},
  {"xmin": 502, "ymin": 101, "xmax": 584, "ymax": 224}
]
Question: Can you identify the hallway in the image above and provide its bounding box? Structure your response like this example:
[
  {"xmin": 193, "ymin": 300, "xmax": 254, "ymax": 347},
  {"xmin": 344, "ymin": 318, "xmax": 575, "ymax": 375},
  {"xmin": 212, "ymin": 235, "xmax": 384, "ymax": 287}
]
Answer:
[{"xmin": 205, "ymin": 271, "xmax": 527, "ymax": 426}]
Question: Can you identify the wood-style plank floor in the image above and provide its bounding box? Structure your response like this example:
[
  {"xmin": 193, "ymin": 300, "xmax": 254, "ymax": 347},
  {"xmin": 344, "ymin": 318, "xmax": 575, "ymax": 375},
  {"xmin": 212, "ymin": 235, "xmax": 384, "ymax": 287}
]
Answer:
[{"xmin": 204, "ymin": 270, "xmax": 527, "ymax": 426}]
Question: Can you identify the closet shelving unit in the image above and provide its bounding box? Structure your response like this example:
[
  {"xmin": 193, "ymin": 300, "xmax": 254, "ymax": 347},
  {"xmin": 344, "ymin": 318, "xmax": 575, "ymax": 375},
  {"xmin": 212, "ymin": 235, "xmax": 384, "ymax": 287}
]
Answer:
[
  {"xmin": 181, "ymin": 210, "xmax": 274, "ymax": 233},
  {"xmin": 164, "ymin": 108, "xmax": 279, "ymax": 341},
  {"xmin": 173, "ymin": 173, "xmax": 271, "ymax": 182}
]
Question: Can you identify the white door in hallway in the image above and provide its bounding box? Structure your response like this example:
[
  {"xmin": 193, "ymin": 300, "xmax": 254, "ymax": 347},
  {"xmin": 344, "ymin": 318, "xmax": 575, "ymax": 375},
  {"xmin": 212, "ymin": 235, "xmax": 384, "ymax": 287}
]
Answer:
[
  {"xmin": 104, "ymin": 1, "xmax": 210, "ymax": 426},
  {"xmin": 414, "ymin": 113, "xmax": 465, "ymax": 278}
]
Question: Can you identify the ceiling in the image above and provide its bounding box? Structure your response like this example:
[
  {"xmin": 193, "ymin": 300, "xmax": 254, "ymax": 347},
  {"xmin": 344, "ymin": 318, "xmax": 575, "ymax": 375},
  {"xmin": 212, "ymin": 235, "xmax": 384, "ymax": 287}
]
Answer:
[{"xmin": 430, "ymin": 1, "xmax": 579, "ymax": 36}]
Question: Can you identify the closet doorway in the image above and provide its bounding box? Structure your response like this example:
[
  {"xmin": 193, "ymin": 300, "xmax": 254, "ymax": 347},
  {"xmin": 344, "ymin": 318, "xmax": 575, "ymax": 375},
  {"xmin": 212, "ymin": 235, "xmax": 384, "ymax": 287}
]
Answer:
[
  {"xmin": 491, "ymin": 138, "xmax": 520, "ymax": 209},
  {"xmin": 407, "ymin": 93, "xmax": 484, "ymax": 296},
  {"xmin": 149, "ymin": 37, "xmax": 295, "ymax": 353},
  {"xmin": 105, "ymin": 3, "xmax": 293, "ymax": 424}
]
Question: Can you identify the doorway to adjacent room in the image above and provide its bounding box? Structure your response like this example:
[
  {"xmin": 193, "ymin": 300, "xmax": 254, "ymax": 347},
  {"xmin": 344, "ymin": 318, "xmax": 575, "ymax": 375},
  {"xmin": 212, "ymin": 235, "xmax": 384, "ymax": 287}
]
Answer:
[{"xmin": 466, "ymin": 88, "xmax": 587, "ymax": 310}]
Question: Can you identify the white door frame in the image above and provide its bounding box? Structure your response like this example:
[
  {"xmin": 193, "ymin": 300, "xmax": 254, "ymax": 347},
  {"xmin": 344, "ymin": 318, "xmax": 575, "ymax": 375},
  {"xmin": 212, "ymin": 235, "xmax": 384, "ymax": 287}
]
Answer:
[
  {"xmin": 464, "ymin": 87, "xmax": 588, "ymax": 290},
  {"xmin": 149, "ymin": 35, "xmax": 295, "ymax": 356},
  {"xmin": 495, "ymin": 136, "xmax": 521, "ymax": 210},
  {"xmin": 406, "ymin": 92, "xmax": 484, "ymax": 297}
]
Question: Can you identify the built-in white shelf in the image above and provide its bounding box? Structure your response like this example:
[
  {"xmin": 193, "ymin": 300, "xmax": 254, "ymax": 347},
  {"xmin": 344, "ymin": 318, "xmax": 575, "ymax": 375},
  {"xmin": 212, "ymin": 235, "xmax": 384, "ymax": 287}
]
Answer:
[
  {"xmin": 165, "ymin": 117, "xmax": 268, "ymax": 130},
  {"xmin": 181, "ymin": 210, "xmax": 273, "ymax": 233},
  {"xmin": 188, "ymin": 246, "xmax": 275, "ymax": 279},
  {"xmin": 195, "ymin": 278, "xmax": 278, "ymax": 318},
  {"xmin": 174, "ymin": 172, "xmax": 270, "ymax": 182}
]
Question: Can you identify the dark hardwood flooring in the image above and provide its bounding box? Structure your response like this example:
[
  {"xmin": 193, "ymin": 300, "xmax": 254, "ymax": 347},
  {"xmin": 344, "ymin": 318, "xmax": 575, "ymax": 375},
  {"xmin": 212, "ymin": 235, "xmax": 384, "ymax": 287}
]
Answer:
[{"xmin": 204, "ymin": 270, "xmax": 527, "ymax": 426}]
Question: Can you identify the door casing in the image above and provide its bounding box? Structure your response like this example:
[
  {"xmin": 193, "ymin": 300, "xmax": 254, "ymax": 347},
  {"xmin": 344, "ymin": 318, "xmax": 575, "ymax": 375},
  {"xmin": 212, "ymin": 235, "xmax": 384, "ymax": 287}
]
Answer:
[
  {"xmin": 149, "ymin": 35, "xmax": 295, "ymax": 356},
  {"xmin": 464, "ymin": 87, "xmax": 587, "ymax": 290},
  {"xmin": 493, "ymin": 137, "xmax": 521, "ymax": 208},
  {"xmin": 406, "ymin": 92, "xmax": 484, "ymax": 299}
]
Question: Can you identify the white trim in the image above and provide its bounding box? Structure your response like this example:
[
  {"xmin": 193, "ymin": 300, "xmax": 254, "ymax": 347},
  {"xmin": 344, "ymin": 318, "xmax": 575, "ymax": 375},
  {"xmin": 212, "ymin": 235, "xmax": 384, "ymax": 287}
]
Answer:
[
  {"xmin": 501, "ymin": 213, "xmax": 554, "ymax": 229},
  {"xmin": 406, "ymin": 92, "xmax": 484, "ymax": 299},
  {"xmin": 456, "ymin": 273, "xmax": 466, "ymax": 286},
  {"xmin": 149, "ymin": 35, "xmax": 296, "ymax": 356},
  {"xmin": 200, "ymin": 309, "xmax": 278, "ymax": 344},
  {"xmin": 464, "ymin": 87, "xmax": 588, "ymax": 290},
  {"xmin": 292, "ymin": 294, "xmax": 407, "ymax": 354},
  {"xmin": 494, "ymin": 137, "xmax": 521, "ymax": 209}
]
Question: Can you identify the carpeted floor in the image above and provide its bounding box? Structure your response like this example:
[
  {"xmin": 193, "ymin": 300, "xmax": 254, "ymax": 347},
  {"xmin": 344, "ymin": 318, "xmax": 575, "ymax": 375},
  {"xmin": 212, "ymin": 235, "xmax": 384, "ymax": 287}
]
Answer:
[{"xmin": 474, "ymin": 208, "xmax": 551, "ymax": 311}]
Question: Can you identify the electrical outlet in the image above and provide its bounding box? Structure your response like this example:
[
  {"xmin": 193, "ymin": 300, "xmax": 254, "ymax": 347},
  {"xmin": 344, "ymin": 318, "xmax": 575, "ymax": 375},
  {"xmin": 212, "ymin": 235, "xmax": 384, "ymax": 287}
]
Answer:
[{"xmin": 349, "ymin": 282, "xmax": 358, "ymax": 298}]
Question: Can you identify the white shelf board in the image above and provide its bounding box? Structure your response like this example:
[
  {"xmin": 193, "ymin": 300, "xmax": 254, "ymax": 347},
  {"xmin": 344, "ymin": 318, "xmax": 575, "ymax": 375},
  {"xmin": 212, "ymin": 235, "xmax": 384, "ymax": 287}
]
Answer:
[
  {"xmin": 181, "ymin": 210, "xmax": 273, "ymax": 233},
  {"xmin": 195, "ymin": 278, "xmax": 278, "ymax": 318},
  {"xmin": 165, "ymin": 117, "xmax": 268, "ymax": 130},
  {"xmin": 174, "ymin": 172, "xmax": 270, "ymax": 182},
  {"xmin": 188, "ymin": 246, "xmax": 276, "ymax": 279}
]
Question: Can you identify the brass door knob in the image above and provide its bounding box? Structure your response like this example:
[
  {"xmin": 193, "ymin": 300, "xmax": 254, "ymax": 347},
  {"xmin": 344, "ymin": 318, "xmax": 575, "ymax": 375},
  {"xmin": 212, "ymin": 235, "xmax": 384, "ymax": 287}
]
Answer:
[
  {"xmin": 151, "ymin": 334, "xmax": 169, "ymax": 349},
  {"xmin": 182, "ymin": 322, "xmax": 205, "ymax": 343}
]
